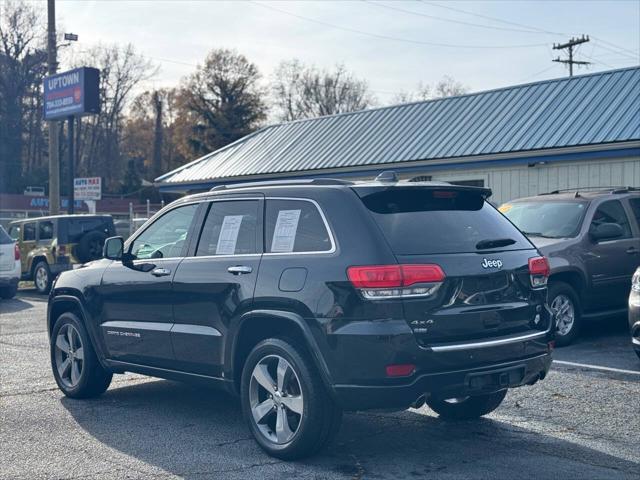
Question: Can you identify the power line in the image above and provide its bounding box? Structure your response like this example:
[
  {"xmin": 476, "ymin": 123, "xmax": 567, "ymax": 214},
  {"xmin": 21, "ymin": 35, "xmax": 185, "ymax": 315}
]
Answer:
[
  {"xmin": 591, "ymin": 35, "xmax": 640, "ymax": 58},
  {"xmin": 74, "ymin": 45, "xmax": 400, "ymax": 97},
  {"xmin": 418, "ymin": 0, "xmax": 563, "ymax": 36},
  {"xmin": 421, "ymin": 0, "xmax": 640, "ymax": 61},
  {"xmin": 518, "ymin": 64, "xmax": 559, "ymax": 83},
  {"xmin": 589, "ymin": 39, "xmax": 639, "ymax": 61},
  {"xmin": 552, "ymin": 35, "xmax": 591, "ymax": 77},
  {"xmin": 364, "ymin": 0, "xmax": 550, "ymax": 34},
  {"xmin": 580, "ymin": 53, "xmax": 615, "ymax": 70},
  {"xmin": 249, "ymin": 1, "xmax": 548, "ymax": 49}
]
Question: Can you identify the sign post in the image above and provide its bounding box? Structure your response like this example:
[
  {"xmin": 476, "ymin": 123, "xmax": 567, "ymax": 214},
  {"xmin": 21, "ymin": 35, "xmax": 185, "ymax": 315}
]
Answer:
[{"xmin": 44, "ymin": 67, "xmax": 100, "ymax": 214}]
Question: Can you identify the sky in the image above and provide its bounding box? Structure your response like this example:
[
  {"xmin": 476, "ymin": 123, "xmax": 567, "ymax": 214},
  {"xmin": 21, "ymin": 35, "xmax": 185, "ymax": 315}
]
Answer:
[{"xmin": 53, "ymin": 0, "xmax": 640, "ymax": 104}]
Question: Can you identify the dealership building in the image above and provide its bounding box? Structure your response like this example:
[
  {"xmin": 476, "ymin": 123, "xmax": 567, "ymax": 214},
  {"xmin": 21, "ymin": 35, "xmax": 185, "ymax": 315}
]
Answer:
[{"xmin": 155, "ymin": 67, "xmax": 640, "ymax": 204}]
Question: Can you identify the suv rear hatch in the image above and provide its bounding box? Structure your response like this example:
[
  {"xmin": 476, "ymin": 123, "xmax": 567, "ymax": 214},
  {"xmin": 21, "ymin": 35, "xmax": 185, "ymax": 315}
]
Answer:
[
  {"xmin": 353, "ymin": 184, "xmax": 550, "ymax": 348},
  {"xmin": 0, "ymin": 226, "xmax": 15, "ymax": 272}
]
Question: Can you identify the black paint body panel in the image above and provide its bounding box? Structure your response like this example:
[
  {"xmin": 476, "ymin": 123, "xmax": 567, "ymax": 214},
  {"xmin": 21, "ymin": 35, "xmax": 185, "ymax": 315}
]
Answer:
[{"xmin": 49, "ymin": 182, "xmax": 553, "ymax": 410}]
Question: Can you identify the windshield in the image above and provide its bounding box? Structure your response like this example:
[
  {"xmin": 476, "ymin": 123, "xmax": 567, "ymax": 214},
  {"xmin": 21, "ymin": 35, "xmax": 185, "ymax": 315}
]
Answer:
[
  {"xmin": 359, "ymin": 187, "xmax": 533, "ymax": 255},
  {"xmin": 500, "ymin": 201, "xmax": 587, "ymax": 238}
]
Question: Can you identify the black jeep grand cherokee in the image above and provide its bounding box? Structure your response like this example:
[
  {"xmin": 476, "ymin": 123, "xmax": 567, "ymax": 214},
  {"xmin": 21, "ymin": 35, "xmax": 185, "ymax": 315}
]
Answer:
[{"xmin": 48, "ymin": 177, "xmax": 554, "ymax": 459}]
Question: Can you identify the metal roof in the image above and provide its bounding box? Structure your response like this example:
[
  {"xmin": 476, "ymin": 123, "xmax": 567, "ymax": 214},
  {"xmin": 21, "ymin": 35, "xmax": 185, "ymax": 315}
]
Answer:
[{"xmin": 157, "ymin": 67, "xmax": 640, "ymax": 187}]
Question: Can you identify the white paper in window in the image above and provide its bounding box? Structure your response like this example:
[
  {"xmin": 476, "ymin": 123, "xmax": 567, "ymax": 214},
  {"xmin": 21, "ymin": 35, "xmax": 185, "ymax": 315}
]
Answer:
[
  {"xmin": 216, "ymin": 215, "xmax": 243, "ymax": 255},
  {"xmin": 271, "ymin": 209, "xmax": 301, "ymax": 253}
]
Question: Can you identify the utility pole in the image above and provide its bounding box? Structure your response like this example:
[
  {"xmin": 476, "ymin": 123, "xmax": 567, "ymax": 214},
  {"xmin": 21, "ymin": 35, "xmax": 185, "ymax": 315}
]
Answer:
[
  {"xmin": 552, "ymin": 35, "xmax": 591, "ymax": 77},
  {"xmin": 47, "ymin": 0, "xmax": 60, "ymax": 214}
]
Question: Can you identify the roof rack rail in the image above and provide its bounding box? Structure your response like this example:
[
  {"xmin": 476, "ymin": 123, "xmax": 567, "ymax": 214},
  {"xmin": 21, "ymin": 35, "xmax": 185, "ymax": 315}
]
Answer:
[
  {"xmin": 540, "ymin": 186, "xmax": 639, "ymax": 195},
  {"xmin": 210, "ymin": 178, "xmax": 353, "ymax": 192}
]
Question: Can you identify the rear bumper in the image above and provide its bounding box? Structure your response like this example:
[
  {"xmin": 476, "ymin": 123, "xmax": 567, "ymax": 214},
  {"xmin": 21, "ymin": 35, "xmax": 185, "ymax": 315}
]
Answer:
[
  {"xmin": 0, "ymin": 276, "xmax": 19, "ymax": 288},
  {"xmin": 0, "ymin": 262, "xmax": 21, "ymax": 287},
  {"xmin": 321, "ymin": 314, "xmax": 554, "ymax": 410},
  {"xmin": 333, "ymin": 353, "xmax": 552, "ymax": 410}
]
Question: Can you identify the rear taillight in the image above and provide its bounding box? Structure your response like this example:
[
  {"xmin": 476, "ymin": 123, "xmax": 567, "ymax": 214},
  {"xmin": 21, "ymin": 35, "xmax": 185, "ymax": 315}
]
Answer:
[
  {"xmin": 58, "ymin": 245, "xmax": 67, "ymax": 256},
  {"xmin": 347, "ymin": 264, "xmax": 445, "ymax": 299},
  {"xmin": 528, "ymin": 256, "xmax": 550, "ymax": 288},
  {"xmin": 14, "ymin": 244, "xmax": 20, "ymax": 260}
]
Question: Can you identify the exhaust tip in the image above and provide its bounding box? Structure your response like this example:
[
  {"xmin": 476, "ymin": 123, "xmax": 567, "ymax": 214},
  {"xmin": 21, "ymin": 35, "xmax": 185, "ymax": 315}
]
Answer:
[{"xmin": 410, "ymin": 395, "xmax": 427, "ymax": 409}]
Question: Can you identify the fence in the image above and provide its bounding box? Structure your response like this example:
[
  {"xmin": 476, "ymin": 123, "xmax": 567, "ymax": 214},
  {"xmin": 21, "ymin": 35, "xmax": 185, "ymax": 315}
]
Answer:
[{"xmin": 127, "ymin": 199, "xmax": 165, "ymax": 237}]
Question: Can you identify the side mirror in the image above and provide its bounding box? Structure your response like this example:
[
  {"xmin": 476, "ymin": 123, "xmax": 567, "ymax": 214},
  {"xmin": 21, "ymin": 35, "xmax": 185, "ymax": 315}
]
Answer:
[
  {"xmin": 103, "ymin": 236, "xmax": 124, "ymax": 260},
  {"xmin": 590, "ymin": 222, "xmax": 624, "ymax": 242}
]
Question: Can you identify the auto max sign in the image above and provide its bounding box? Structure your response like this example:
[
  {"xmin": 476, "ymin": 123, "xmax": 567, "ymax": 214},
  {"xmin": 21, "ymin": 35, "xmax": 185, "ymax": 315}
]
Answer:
[
  {"xmin": 74, "ymin": 177, "xmax": 102, "ymax": 201},
  {"xmin": 43, "ymin": 67, "xmax": 100, "ymax": 120}
]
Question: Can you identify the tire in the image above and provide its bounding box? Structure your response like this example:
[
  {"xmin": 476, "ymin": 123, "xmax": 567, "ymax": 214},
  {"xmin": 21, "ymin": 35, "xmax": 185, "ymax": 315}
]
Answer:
[
  {"xmin": 548, "ymin": 281, "xmax": 581, "ymax": 347},
  {"xmin": 33, "ymin": 261, "xmax": 52, "ymax": 294},
  {"xmin": 0, "ymin": 284, "xmax": 18, "ymax": 299},
  {"xmin": 76, "ymin": 231, "xmax": 107, "ymax": 263},
  {"xmin": 240, "ymin": 337, "xmax": 342, "ymax": 460},
  {"xmin": 50, "ymin": 312, "xmax": 112, "ymax": 398},
  {"xmin": 427, "ymin": 389, "xmax": 508, "ymax": 420}
]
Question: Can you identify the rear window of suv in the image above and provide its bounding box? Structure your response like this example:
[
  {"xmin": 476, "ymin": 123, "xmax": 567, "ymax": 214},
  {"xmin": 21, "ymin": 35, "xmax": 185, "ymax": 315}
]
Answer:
[
  {"xmin": 0, "ymin": 226, "xmax": 12, "ymax": 244},
  {"xmin": 359, "ymin": 187, "xmax": 532, "ymax": 255}
]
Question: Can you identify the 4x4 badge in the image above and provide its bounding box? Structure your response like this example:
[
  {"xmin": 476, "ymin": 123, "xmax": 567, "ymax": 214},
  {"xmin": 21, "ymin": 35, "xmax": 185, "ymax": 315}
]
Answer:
[{"xmin": 482, "ymin": 258, "xmax": 503, "ymax": 269}]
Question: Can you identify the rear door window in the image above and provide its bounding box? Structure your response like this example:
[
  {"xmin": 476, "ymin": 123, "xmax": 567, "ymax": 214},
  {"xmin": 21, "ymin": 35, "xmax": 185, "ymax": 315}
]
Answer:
[
  {"xmin": 590, "ymin": 200, "xmax": 631, "ymax": 239},
  {"xmin": 38, "ymin": 221, "xmax": 54, "ymax": 241},
  {"xmin": 196, "ymin": 200, "xmax": 260, "ymax": 256},
  {"xmin": 23, "ymin": 223, "xmax": 36, "ymax": 241},
  {"xmin": 629, "ymin": 198, "xmax": 640, "ymax": 229},
  {"xmin": 359, "ymin": 187, "xmax": 532, "ymax": 255},
  {"xmin": 8, "ymin": 226, "xmax": 20, "ymax": 241},
  {"xmin": 265, "ymin": 199, "xmax": 333, "ymax": 253}
]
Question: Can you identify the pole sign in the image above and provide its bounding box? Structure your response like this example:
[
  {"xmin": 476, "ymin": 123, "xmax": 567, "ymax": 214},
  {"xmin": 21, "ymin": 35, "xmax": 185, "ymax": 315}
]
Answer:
[
  {"xmin": 74, "ymin": 177, "xmax": 102, "ymax": 201},
  {"xmin": 43, "ymin": 67, "xmax": 100, "ymax": 120}
]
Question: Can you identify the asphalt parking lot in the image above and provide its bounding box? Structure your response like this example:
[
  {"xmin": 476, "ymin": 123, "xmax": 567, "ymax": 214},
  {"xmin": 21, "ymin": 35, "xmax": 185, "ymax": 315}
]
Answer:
[{"xmin": 1, "ymin": 290, "xmax": 639, "ymax": 480}]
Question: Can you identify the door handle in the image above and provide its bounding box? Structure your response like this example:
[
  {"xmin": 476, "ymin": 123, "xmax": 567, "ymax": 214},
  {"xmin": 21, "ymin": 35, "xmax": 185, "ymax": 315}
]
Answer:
[
  {"xmin": 626, "ymin": 247, "xmax": 640, "ymax": 255},
  {"xmin": 151, "ymin": 267, "xmax": 171, "ymax": 277},
  {"xmin": 227, "ymin": 265, "xmax": 253, "ymax": 275}
]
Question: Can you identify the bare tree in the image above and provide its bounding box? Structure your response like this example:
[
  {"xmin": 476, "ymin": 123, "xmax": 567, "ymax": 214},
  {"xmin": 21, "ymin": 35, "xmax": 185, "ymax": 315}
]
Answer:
[
  {"xmin": 73, "ymin": 43, "xmax": 157, "ymax": 190},
  {"xmin": 0, "ymin": 1, "xmax": 47, "ymax": 193},
  {"xmin": 272, "ymin": 60, "xmax": 375, "ymax": 121},
  {"xmin": 178, "ymin": 48, "xmax": 267, "ymax": 157},
  {"xmin": 433, "ymin": 75, "xmax": 467, "ymax": 98},
  {"xmin": 392, "ymin": 75, "xmax": 468, "ymax": 104},
  {"xmin": 123, "ymin": 88, "xmax": 185, "ymax": 183}
]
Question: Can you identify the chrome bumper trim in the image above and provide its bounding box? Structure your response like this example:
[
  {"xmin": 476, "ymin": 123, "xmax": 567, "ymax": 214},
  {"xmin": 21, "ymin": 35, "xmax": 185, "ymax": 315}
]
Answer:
[{"xmin": 430, "ymin": 330, "xmax": 549, "ymax": 352}]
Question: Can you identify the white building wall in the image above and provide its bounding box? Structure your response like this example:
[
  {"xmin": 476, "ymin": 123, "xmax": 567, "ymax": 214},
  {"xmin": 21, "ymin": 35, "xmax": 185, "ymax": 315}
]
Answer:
[{"xmin": 418, "ymin": 156, "xmax": 640, "ymax": 205}]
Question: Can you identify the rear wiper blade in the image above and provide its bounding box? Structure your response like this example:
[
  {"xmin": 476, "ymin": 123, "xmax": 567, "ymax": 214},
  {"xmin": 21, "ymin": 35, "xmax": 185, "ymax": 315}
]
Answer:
[{"xmin": 475, "ymin": 238, "xmax": 516, "ymax": 250}]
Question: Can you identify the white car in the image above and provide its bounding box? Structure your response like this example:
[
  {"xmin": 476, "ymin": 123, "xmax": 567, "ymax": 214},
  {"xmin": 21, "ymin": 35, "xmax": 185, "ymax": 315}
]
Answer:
[{"xmin": 0, "ymin": 225, "xmax": 20, "ymax": 299}]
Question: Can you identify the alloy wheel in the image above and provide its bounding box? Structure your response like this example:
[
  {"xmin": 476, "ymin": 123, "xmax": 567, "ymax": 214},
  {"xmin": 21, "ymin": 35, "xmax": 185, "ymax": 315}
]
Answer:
[
  {"xmin": 551, "ymin": 294, "xmax": 575, "ymax": 336},
  {"xmin": 54, "ymin": 324, "xmax": 84, "ymax": 388},
  {"xmin": 35, "ymin": 266, "xmax": 48, "ymax": 291},
  {"xmin": 249, "ymin": 355, "xmax": 304, "ymax": 445}
]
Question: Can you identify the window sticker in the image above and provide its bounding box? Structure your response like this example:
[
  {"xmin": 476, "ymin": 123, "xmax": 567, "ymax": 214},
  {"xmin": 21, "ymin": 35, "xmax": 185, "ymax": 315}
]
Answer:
[
  {"xmin": 498, "ymin": 203, "xmax": 512, "ymax": 213},
  {"xmin": 216, "ymin": 215, "xmax": 244, "ymax": 255},
  {"xmin": 271, "ymin": 209, "xmax": 301, "ymax": 253}
]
